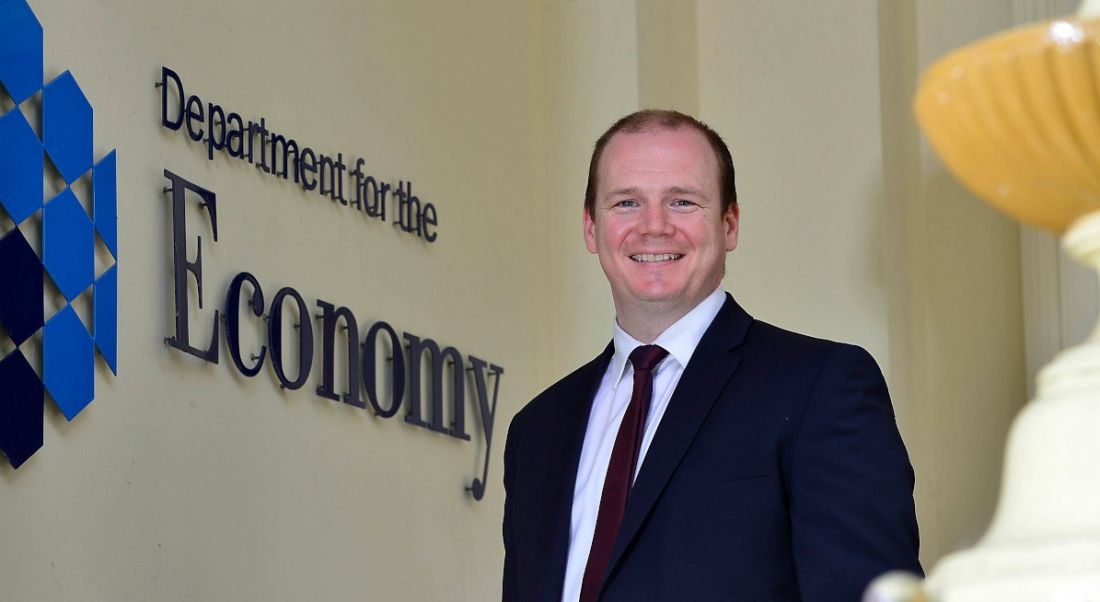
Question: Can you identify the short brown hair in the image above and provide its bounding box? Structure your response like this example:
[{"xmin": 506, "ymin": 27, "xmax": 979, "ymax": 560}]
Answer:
[{"xmin": 584, "ymin": 109, "xmax": 737, "ymax": 218}]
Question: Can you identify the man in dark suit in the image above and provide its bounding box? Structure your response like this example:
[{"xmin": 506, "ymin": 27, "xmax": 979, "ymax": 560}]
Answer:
[{"xmin": 502, "ymin": 110, "xmax": 921, "ymax": 601}]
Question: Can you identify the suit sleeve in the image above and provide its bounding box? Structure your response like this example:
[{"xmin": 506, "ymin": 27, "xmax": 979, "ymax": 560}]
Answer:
[
  {"xmin": 788, "ymin": 344, "xmax": 922, "ymax": 600},
  {"xmin": 501, "ymin": 413, "xmax": 521, "ymax": 602}
]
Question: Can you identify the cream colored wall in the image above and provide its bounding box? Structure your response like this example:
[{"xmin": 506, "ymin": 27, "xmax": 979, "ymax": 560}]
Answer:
[
  {"xmin": 1, "ymin": 0, "xmax": 1030, "ymax": 599},
  {"xmin": 891, "ymin": 0, "xmax": 1028, "ymax": 565},
  {"xmin": 540, "ymin": 0, "xmax": 637, "ymax": 377}
]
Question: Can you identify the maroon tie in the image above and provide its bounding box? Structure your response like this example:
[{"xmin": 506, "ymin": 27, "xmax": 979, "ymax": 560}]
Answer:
[{"xmin": 579, "ymin": 344, "xmax": 669, "ymax": 602}]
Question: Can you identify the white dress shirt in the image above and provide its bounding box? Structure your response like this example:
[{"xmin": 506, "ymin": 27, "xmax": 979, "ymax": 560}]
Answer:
[{"xmin": 560, "ymin": 287, "xmax": 727, "ymax": 602}]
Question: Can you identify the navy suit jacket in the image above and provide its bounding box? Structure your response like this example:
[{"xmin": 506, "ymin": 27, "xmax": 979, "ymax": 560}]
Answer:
[{"xmin": 502, "ymin": 295, "xmax": 921, "ymax": 601}]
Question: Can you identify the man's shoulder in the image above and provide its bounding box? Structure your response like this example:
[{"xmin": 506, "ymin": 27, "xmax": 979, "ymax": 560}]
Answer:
[
  {"xmin": 707, "ymin": 293, "xmax": 876, "ymax": 371},
  {"xmin": 513, "ymin": 346, "xmax": 611, "ymax": 429},
  {"xmin": 743, "ymin": 318, "xmax": 881, "ymax": 374}
]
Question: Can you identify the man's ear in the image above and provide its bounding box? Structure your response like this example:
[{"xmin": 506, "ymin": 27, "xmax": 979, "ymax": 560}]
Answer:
[
  {"xmin": 724, "ymin": 203, "xmax": 740, "ymax": 252},
  {"xmin": 584, "ymin": 207, "xmax": 598, "ymax": 254}
]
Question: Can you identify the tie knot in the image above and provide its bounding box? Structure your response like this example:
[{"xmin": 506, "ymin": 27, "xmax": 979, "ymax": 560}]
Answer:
[{"xmin": 629, "ymin": 344, "xmax": 668, "ymax": 373}]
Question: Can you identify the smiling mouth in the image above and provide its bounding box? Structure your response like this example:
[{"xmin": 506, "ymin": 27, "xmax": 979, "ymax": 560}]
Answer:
[{"xmin": 630, "ymin": 253, "xmax": 683, "ymax": 262}]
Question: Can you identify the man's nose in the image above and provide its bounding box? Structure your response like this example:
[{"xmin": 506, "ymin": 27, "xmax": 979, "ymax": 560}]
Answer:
[{"xmin": 641, "ymin": 203, "xmax": 673, "ymax": 235}]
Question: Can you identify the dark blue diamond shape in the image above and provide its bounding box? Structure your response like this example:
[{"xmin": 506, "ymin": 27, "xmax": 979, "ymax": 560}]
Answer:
[
  {"xmin": 43, "ymin": 70, "xmax": 92, "ymax": 185},
  {"xmin": 0, "ymin": 228, "xmax": 43, "ymax": 345},
  {"xmin": 93, "ymin": 150, "xmax": 117, "ymax": 259},
  {"xmin": 0, "ymin": 106, "xmax": 45, "ymax": 225},
  {"xmin": 0, "ymin": 0, "xmax": 43, "ymax": 105},
  {"xmin": 43, "ymin": 188, "xmax": 94, "ymax": 302},
  {"xmin": 94, "ymin": 264, "xmax": 117, "ymax": 375},
  {"xmin": 44, "ymin": 304, "xmax": 93, "ymax": 421},
  {"xmin": 0, "ymin": 349, "xmax": 44, "ymax": 469}
]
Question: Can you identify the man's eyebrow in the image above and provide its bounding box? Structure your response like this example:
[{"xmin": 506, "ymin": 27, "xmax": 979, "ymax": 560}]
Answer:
[
  {"xmin": 604, "ymin": 187, "xmax": 641, "ymax": 200},
  {"xmin": 602, "ymin": 186, "xmax": 710, "ymax": 203},
  {"xmin": 668, "ymin": 186, "xmax": 705, "ymax": 196}
]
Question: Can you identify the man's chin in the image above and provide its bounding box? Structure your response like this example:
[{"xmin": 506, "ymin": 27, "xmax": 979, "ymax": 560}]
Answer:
[
  {"xmin": 622, "ymin": 291, "xmax": 688, "ymax": 313},
  {"xmin": 619, "ymin": 284, "xmax": 719, "ymax": 314}
]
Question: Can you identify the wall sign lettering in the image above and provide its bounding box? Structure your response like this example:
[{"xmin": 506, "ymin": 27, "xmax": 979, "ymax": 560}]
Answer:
[
  {"xmin": 158, "ymin": 67, "xmax": 439, "ymax": 242},
  {"xmin": 161, "ymin": 168, "xmax": 499, "ymax": 500}
]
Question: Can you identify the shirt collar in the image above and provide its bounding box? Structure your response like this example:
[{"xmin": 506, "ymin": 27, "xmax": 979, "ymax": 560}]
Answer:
[{"xmin": 608, "ymin": 287, "xmax": 727, "ymax": 390}]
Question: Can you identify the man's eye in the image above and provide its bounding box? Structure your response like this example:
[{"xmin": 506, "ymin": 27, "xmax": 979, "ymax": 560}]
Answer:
[
  {"xmin": 671, "ymin": 199, "xmax": 697, "ymax": 208},
  {"xmin": 614, "ymin": 199, "xmax": 639, "ymax": 208}
]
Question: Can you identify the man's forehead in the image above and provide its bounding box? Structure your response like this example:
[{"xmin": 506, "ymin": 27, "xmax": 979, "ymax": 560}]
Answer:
[{"xmin": 598, "ymin": 127, "xmax": 718, "ymax": 184}]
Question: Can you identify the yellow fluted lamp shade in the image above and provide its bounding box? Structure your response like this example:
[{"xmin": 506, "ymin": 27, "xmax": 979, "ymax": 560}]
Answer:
[{"xmin": 914, "ymin": 18, "xmax": 1100, "ymax": 233}]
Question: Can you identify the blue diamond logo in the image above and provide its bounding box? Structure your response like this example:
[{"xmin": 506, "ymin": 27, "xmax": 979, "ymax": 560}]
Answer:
[
  {"xmin": 0, "ymin": 106, "xmax": 44, "ymax": 225},
  {"xmin": 43, "ymin": 187, "xmax": 94, "ymax": 302},
  {"xmin": 43, "ymin": 70, "xmax": 92, "ymax": 185},
  {"xmin": 0, "ymin": 0, "xmax": 43, "ymax": 104},
  {"xmin": 0, "ymin": 0, "xmax": 118, "ymax": 469},
  {"xmin": 44, "ymin": 305, "xmax": 94, "ymax": 421}
]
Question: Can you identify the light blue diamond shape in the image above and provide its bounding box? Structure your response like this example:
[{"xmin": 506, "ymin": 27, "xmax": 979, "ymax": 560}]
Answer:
[
  {"xmin": 93, "ymin": 150, "xmax": 116, "ymax": 259},
  {"xmin": 43, "ymin": 187, "xmax": 94, "ymax": 302},
  {"xmin": 94, "ymin": 263, "xmax": 117, "ymax": 375},
  {"xmin": 43, "ymin": 70, "xmax": 92, "ymax": 184},
  {"xmin": 44, "ymin": 304, "xmax": 94, "ymax": 421},
  {"xmin": 0, "ymin": 0, "xmax": 43, "ymax": 105},
  {"xmin": 0, "ymin": 107, "xmax": 44, "ymax": 224}
]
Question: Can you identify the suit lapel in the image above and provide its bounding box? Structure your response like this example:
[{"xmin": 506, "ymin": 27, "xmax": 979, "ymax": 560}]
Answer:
[
  {"xmin": 602, "ymin": 295, "xmax": 753, "ymax": 588},
  {"xmin": 537, "ymin": 343, "xmax": 614, "ymax": 602}
]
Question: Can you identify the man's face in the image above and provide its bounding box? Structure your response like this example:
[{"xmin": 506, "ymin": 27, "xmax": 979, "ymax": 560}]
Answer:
[{"xmin": 584, "ymin": 127, "xmax": 739, "ymax": 322}]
